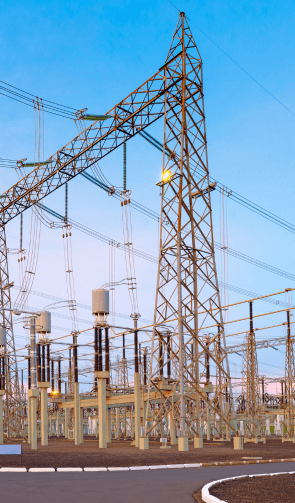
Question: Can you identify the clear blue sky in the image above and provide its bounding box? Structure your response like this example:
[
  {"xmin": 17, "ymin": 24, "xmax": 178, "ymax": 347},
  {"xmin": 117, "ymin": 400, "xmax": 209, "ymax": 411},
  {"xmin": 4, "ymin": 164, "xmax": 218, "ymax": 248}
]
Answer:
[{"xmin": 1, "ymin": 0, "xmax": 295, "ymax": 391}]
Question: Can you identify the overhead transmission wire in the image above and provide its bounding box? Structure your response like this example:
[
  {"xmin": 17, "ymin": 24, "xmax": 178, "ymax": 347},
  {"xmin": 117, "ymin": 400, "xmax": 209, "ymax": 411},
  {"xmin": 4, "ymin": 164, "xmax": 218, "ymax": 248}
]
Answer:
[
  {"xmin": 121, "ymin": 144, "xmax": 139, "ymax": 315},
  {"xmin": 38, "ymin": 199, "xmax": 295, "ymax": 284},
  {"xmin": 62, "ymin": 183, "xmax": 78, "ymax": 333},
  {"xmin": 138, "ymin": 129, "xmax": 295, "ymax": 236},
  {"xmin": 14, "ymin": 98, "xmax": 44, "ymax": 311},
  {"xmin": 0, "ymin": 80, "xmax": 77, "ymax": 119}
]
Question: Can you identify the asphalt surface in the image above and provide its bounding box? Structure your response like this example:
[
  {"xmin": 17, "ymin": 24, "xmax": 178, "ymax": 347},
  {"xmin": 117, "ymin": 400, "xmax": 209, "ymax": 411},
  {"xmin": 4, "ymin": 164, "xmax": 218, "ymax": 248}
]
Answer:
[{"xmin": 1, "ymin": 462, "xmax": 295, "ymax": 503}]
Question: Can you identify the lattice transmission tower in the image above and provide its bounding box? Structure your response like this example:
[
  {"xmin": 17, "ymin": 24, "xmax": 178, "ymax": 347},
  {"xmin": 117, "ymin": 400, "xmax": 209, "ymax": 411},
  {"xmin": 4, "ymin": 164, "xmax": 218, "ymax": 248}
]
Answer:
[
  {"xmin": 283, "ymin": 309, "xmax": 295, "ymax": 441},
  {"xmin": 0, "ymin": 227, "xmax": 22, "ymax": 436},
  {"xmin": 242, "ymin": 301, "xmax": 263, "ymax": 441},
  {"xmin": 146, "ymin": 13, "xmax": 236, "ymax": 440}
]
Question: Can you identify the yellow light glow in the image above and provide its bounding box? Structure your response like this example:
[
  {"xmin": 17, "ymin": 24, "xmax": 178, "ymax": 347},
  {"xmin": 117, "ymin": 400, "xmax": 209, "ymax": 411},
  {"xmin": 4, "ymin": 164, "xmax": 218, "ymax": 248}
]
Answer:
[
  {"xmin": 52, "ymin": 391, "xmax": 58, "ymax": 395},
  {"xmin": 162, "ymin": 170, "xmax": 172, "ymax": 183}
]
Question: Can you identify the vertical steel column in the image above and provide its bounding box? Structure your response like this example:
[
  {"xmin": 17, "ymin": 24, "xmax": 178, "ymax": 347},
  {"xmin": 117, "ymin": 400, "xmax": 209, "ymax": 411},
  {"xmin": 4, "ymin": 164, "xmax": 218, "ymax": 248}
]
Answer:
[
  {"xmin": 42, "ymin": 344, "xmax": 46, "ymax": 383},
  {"xmin": 134, "ymin": 319, "xmax": 138, "ymax": 374},
  {"xmin": 51, "ymin": 360, "xmax": 54, "ymax": 392},
  {"xmin": 30, "ymin": 316, "xmax": 37, "ymax": 389},
  {"xmin": 46, "ymin": 343, "xmax": 50, "ymax": 383},
  {"xmin": 98, "ymin": 327, "xmax": 103, "ymax": 372},
  {"xmin": 36, "ymin": 343, "xmax": 41, "ymax": 383},
  {"xmin": 105, "ymin": 327, "xmax": 109, "ymax": 385},
  {"xmin": 58, "ymin": 358, "xmax": 61, "ymax": 394}
]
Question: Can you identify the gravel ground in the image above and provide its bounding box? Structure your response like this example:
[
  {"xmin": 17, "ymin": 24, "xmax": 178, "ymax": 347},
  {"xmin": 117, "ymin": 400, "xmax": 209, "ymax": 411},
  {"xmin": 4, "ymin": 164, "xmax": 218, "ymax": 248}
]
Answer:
[
  {"xmin": 1, "ymin": 437, "xmax": 295, "ymax": 468},
  {"xmin": 210, "ymin": 473, "xmax": 295, "ymax": 502}
]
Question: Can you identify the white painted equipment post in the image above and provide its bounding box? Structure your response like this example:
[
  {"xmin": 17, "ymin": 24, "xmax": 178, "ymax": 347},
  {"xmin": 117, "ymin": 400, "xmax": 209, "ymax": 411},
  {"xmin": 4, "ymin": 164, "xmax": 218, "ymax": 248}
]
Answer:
[
  {"xmin": 74, "ymin": 382, "xmax": 80, "ymax": 445},
  {"xmin": 96, "ymin": 371, "xmax": 108, "ymax": 448}
]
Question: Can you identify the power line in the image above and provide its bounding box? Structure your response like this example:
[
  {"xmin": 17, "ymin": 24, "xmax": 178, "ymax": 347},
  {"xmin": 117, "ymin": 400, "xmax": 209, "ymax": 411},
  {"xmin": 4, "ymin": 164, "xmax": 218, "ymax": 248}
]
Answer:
[
  {"xmin": 138, "ymin": 130, "xmax": 295, "ymax": 235},
  {"xmin": 165, "ymin": 3, "xmax": 295, "ymax": 119},
  {"xmin": 0, "ymin": 80, "xmax": 78, "ymax": 119},
  {"xmin": 38, "ymin": 200, "xmax": 295, "ymax": 284}
]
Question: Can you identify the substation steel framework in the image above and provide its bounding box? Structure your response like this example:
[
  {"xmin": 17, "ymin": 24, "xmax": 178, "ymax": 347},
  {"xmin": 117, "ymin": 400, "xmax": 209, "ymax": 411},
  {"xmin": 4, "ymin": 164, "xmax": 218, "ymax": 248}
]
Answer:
[{"xmin": 0, "ymin": 12, "xmax": 235, "ymax": 436}]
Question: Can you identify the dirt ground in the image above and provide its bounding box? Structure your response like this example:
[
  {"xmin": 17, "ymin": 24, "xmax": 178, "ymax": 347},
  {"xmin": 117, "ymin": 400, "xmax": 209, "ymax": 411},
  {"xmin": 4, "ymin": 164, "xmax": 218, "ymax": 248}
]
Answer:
[
  {"xmin": 210, "ymin": 473, "xmax": 295, "ymax": 503},
  {"xmin": 1, "ymin": 437, "xmax": 295, "ymax": 468}
]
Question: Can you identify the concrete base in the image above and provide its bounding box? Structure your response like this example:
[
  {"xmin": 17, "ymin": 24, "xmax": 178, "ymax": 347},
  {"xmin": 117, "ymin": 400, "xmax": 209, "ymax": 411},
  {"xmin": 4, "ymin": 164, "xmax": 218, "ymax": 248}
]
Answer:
[
  {"xmin": 178, "ymin": 437, "xmax": 188, "ymax": 452},
  {"xmin": 244, "ymin": 437, "xmax": 266, "ymax": 444},
  {"xmin": 233, "ymin": 436, "xmax": 243, "ymax": 450},
  {"xmin": 139, "ymin": 437, "xmax": 149, "ymax": 450},
  {"xmin": 282, "ymin": 437, "xmax": 295, "ymax": 443},
  {"xmin": 194, "ymin": 437, "xmax": 203, "ymax": 449}
]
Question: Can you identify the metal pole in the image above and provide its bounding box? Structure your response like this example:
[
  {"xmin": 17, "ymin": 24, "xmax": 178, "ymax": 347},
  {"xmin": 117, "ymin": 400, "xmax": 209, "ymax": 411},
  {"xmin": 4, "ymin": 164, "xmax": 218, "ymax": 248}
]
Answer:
[
  {"xmin": 134, "ymin": 318, "xmax": 138, "ymax": 374},
  {"xmin": 98, "ymin": 327, "xmax": 103, "ymax": 372},
  {"xmin": 42, "ymin": 343, "xmax": 45, "ymax": 383},
  {"xmin": 58, "ymin": 358, "xmax": 61, "ymax": 394},
  {"xmin": 105, "ymin": 327, "xmax": 109, "ymax": 385},
  {"xmin": 46, "ymin": 343, "xmax": 50, "ymax": 383},
  {"xmin": 30, "ymin": 316, "xmax": 37, "ymax": 389}
]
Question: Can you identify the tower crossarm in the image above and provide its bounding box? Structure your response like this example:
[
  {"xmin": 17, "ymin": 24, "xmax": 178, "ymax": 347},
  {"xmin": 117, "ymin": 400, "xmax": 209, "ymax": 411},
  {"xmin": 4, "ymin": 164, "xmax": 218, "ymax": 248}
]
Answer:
[
  {"xmin": 0, "ymin": 55, "xmax": 187, "ymax": 224},
  {"xmin": 227, "ymin": 335, "xmax": 289, "ymax": 354}
]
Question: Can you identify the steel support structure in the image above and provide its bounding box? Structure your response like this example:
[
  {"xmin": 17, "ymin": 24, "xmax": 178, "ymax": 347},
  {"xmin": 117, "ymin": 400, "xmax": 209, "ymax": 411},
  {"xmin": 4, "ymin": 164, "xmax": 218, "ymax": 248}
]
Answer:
[
  {"xmin": 145, "ymin": 14, "xmax": 236, "ymax": 440},
  {"xmin": 0, "ymin": 226, "xmax": 22, "ymax": 435},
  {"xmin": 242, "ymin": 302, "xmax": 263, "ymax": 439},
  {"xmin": 283, "ymin": 310, "xmax": 295, "ymax": 440}
]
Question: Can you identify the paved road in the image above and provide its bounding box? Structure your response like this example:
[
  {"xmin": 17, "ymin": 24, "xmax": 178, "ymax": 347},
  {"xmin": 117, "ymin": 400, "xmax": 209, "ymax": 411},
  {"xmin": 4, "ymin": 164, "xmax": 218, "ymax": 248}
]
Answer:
[{"xmin": 1, "ymin": 462, "xmax": 295, "ymax": 503}]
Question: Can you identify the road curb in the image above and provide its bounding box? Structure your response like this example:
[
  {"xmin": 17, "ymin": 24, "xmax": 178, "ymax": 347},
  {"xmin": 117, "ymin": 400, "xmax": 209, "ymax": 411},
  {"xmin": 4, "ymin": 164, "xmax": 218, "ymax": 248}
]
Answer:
[
  {"xmin": 201, "ymin": 470, "xmax": 295, "ymax": 503},
  {"xmin": 1, "ymin": 457, "xmax": 295, "ymax": 472}
]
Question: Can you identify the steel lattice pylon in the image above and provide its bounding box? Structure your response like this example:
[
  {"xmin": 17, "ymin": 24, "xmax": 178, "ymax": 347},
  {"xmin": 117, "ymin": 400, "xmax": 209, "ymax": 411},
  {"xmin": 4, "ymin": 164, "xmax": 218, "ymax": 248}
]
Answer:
[
  {"xmin": 0, "ymin": 225, "xmax": 22, "ymax": 435},
  {"xmin": 242, "ymin": 302, "xmax": 263, "ymax": 439},
  {"xmin": 146, "ymin": 13, "xmax": 236, "ymax": 439},
  {"xmin": 283, "ymin": 310, "xmax": 295, "ymax": 440}
]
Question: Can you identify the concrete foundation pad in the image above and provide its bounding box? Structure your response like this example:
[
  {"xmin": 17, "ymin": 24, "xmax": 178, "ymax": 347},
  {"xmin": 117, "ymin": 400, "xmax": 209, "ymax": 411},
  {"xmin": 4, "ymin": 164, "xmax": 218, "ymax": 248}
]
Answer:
[
  {"xmin": 194, "ymin": 437, "xmax": 203, "ymax": 449},
  {"xmin": 234, "ymin": 437, "xmax": 244, "ymax": 450},
  {"xmin": 178, "ymin": 437, "xmax": 189, "ymax": 452},
  {"xmin": 139, "ymin": 437, "xmax": 149, "ymax": 450}
]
